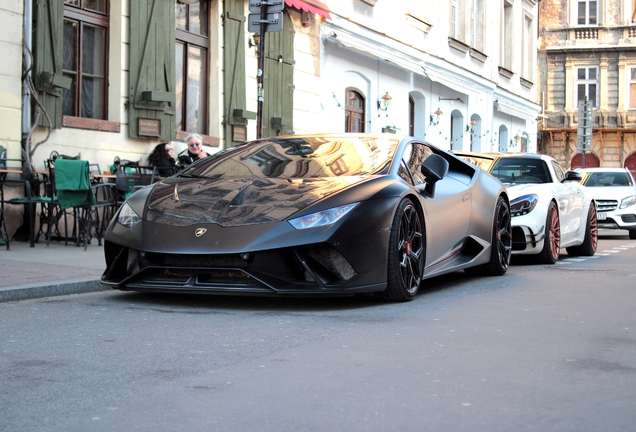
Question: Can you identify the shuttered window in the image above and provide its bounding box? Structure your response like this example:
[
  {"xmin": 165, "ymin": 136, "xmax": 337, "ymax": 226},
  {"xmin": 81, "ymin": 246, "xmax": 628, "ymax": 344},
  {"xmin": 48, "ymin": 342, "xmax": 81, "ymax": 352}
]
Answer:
[
  {"xmin": 175, "ymin": 1, "xmax": 209, "ymax": 135},
  {"xmin": 631, "ymin": 68, "xmax": 636, "ymax": 109},
  {"xmin": 128, "ymin": 0, "xmax": 176, "ymax": 141},
  {"xmin": 62, "ymin": 2, "xmax": 109, "ymax": 119}
]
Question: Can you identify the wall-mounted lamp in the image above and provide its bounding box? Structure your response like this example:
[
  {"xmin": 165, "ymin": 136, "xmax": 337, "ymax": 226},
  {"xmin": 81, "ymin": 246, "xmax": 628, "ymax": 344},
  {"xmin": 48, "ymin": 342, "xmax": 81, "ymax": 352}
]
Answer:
[
  {"xmin": 249, "ymin": 33, "xmax": 260, "ymax": 48},
  {"xmin": 466, "ymin": 118, "xmax": 478, "ymax": 133},
  {"xmin": 430, "ymin": 108, "xmax": 443, "ymax": 126},
  {"xmin": 377, "ymin": 92, "xmax": 392, "ymax": 111}
]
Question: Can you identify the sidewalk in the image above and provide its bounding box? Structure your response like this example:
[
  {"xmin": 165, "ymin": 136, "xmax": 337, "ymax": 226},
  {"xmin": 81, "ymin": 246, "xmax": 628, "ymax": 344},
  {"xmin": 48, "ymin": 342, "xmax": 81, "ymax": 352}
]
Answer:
[{"xmin": 0, "ymin": 239, "xmax": 107, "ymax": 302}]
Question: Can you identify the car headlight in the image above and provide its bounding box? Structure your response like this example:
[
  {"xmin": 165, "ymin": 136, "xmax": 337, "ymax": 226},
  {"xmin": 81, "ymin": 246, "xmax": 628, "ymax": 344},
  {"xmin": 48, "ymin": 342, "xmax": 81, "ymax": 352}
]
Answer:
[
  {"xmin": 117, "ymin": 202, "xmax": 142, "ymax": 228},
  {"xmin": 289, "ymin": 203, "xmax": 359, "ymax": 229},
  {"xmin": 620, "ymin": 195, "xmax": 636, "ymax": 209},
  {"xmin": 510, "ymin": 194, "xmax": 538, "ymax": 217}
]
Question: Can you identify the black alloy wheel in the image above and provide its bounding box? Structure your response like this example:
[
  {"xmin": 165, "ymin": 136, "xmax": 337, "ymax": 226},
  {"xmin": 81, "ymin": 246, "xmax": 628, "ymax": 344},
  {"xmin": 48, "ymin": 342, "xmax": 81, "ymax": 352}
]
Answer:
[
  {"xmin": 465, "ymin": 195, "xmax": 512, "ymax": 275},
  {"xmin": 378, "ymin": 198, "xmax": 425, "ymax": 302}
]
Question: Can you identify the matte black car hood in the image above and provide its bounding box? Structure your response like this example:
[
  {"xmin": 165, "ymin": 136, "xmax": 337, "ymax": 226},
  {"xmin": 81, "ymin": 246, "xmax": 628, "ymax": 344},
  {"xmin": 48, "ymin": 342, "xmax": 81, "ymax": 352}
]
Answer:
[{"xmin": 144, "ymin": 176, "xmax": 368, "ymax": 227}]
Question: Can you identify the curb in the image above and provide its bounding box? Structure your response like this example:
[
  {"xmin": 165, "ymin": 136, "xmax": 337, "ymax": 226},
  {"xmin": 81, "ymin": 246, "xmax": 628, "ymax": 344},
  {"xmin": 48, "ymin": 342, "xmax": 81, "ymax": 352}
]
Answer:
[{"xmin": 0, "ymin": 278, "xmax": 108, "ymax": 303}]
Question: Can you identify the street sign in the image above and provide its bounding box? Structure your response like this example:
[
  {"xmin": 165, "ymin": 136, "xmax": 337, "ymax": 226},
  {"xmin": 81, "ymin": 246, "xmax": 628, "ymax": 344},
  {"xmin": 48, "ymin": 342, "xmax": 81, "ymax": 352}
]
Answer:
[
  {"xmin": 577, "ymin": 98, "xmax": 592, "ymax": 153},
  {"xmin": 248, "ymin": 12, "xmax": 283, "ymax": 33},
  {"xmin": 249, "ymin": 0, "xmax": 284, "ymax": 14}
]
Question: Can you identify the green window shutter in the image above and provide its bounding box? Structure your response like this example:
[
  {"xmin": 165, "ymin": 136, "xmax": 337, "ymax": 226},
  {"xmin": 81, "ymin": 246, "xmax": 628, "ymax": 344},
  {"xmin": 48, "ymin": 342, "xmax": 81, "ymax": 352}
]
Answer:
[
  {"xmin": 263, "ymin": 12, "xmax": 294, "ymax": 138},
  {"xmin": 129, "ymin": 0, "xmax": 176, "ymax": 141},
  {"xmin": 223, "ymin": 0, "xmax": 248, "ymax": 144},
  {"xmin": 33, "ymin": 0, "xmax": 64, "ymax": 129}
]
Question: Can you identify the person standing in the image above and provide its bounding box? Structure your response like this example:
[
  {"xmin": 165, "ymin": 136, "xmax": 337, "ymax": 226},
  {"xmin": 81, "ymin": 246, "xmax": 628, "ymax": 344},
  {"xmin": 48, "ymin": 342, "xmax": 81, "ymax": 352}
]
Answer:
[
  {"xmin": 177, "ymin": 133, "xmax": 209, "ymax": 168},
  {"xmin": 147, "ymin": 143, "xmax": 176, "ymax": 177}
]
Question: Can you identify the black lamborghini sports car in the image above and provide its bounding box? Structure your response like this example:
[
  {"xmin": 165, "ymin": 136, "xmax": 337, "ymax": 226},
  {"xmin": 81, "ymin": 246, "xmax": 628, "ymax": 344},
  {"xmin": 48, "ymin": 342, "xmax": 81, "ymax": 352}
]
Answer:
[{"xmin": 102, "ymin": 134, "xmax": 512, "ymax": 301}]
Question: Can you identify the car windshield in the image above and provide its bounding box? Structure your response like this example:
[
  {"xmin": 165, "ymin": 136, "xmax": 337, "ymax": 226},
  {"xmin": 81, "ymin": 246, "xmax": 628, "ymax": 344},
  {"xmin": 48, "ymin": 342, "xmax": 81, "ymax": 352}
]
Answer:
[
  {"xmin": 490, "ymin": 158, "xmax": 551, "ymax": 184},
  {"xmin": 457, "ymin": 155, "xmax": 495, "ymax": 171},
  {"xmin": 181, "ymin": 136, "xmax": 400, "ymax": 179},
  {"xmin": 582, "ymin": 171, "xmax": 634, "ymax": 187}
]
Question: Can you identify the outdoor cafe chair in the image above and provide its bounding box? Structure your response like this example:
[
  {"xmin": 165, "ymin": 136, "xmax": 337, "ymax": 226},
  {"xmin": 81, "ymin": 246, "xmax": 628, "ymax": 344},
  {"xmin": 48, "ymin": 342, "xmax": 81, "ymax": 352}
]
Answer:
[{"xmin": 55, "ymin": 159, "xmax": 118, "ymax": 251}]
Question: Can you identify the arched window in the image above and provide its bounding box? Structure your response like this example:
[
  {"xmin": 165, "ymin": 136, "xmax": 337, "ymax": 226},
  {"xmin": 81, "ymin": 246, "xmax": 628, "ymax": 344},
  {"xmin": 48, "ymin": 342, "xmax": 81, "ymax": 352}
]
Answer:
[{"xmin": 345, "ymin": 88, "xmax": 365, "ymax": 132}]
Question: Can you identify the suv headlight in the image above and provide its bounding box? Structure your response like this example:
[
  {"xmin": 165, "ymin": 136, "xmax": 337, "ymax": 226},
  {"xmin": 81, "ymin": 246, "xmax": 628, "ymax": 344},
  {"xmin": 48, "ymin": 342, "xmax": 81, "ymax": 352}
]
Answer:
[
  {"xmin": 289, "ymin": 203, "xmax": 359, "ymax": 229},
  {"xmin": 510, "ymin": 194, "xmax": 538, "ymax": 217},
  {"xmin": 117, "ymin": 202, "xmax": 142, "ymax": 228},
  {"xmin": 620, "ymin": 195, "xmax": 636, "ymax": 209}
]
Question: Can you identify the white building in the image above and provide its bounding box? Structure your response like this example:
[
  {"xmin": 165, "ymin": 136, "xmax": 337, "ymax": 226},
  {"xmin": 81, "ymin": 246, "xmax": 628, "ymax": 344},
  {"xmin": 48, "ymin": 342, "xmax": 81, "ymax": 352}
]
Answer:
[{"xmin": 317, "ymin": 0, "xmax": 540, "ymax": 153}]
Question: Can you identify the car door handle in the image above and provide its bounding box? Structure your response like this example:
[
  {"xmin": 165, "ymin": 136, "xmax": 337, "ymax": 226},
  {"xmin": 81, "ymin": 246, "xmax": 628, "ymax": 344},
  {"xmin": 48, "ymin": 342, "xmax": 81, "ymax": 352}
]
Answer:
[{"xmin": 462, "ymin": 192, "xmax": 470, "ymax": 202}]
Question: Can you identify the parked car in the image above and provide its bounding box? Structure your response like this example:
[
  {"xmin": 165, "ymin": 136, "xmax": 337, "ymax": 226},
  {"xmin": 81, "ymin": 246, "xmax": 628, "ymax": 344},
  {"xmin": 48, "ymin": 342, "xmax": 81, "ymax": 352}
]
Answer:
[
  {"xmin": 455, "ymin": 152, "xmax": 597, "ymax": 263},
  {"xmin": 102, "ymin": 134, "xmax": 512, "ymax": 302},
  {"xmin": 575, "ymin": 167, "xmax": 636, "ymax": 239}
]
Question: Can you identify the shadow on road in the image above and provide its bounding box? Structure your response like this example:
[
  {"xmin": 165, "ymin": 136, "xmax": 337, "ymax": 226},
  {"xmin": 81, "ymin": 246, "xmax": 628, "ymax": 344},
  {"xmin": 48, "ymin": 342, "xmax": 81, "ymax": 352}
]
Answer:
[{"xmin": 104, "ymin": 270, "xmax": 477, "ymax": 312}]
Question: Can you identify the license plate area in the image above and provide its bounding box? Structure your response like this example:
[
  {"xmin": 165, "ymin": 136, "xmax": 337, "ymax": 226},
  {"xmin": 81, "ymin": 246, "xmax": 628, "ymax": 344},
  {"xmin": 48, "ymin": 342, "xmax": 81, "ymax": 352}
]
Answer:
[{"xmin": 597, "ymin": 212, "xmax": 607, "ymax": 220}]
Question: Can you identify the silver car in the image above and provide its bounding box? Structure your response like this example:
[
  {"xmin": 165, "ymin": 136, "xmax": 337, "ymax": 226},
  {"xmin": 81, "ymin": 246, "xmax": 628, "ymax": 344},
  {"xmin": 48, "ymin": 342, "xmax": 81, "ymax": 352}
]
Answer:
[{"xmin": 576, "ymin": 168, "xmax": 636, "ymax": 239}]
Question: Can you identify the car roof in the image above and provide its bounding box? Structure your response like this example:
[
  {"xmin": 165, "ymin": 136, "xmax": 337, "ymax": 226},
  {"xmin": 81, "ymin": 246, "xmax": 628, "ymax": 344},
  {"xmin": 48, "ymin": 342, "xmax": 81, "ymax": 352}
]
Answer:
[
  {"xmin": 576, "ymin": 167, "xmax": 630, "ymax": 173},
  {"xmin": 454, "ymin": 151, "xmax": 548, "ymax": 161}
]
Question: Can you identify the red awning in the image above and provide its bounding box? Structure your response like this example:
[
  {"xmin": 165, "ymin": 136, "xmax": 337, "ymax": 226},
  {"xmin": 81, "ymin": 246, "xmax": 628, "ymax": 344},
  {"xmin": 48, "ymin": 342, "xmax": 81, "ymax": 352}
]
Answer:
[{"xmin": 284, "ymin": 0, "xmax": 331, "ymax": 20}]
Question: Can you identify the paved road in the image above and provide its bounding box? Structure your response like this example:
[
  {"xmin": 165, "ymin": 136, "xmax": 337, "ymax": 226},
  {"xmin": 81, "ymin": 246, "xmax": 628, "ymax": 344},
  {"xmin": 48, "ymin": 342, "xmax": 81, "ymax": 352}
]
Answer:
[{"xmin": 1, "ymin": 233, "xmax": 635, "ymax": 432}]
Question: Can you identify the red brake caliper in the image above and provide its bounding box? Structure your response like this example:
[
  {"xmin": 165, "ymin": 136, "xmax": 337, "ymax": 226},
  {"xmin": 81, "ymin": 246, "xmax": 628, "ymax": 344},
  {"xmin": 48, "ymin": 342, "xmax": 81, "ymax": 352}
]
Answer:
[{"xmin": 404, "ymin": 241, "xmax": 412, "ymax": 256}]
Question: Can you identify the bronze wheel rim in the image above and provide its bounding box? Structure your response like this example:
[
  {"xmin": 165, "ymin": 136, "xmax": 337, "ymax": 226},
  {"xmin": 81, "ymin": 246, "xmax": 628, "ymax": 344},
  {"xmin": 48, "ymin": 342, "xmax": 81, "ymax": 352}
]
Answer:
[{"xmin": 548, "ymin": 205, "xmax": 560, "ymax": 261}]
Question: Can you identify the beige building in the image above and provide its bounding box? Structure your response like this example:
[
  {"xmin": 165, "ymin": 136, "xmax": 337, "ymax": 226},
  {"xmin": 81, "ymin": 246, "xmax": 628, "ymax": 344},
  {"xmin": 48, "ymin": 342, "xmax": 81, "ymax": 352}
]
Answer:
[{"xmin": 538, "ymin": 0, "xmax": 636, "ymax": 172}]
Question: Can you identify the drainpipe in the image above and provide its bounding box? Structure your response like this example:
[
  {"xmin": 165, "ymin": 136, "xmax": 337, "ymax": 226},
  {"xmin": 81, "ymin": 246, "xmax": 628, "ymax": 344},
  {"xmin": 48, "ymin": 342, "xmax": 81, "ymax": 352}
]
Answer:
[{"xmin": 22, "ymin": 0, "xmax": 33, "ymax": 172}]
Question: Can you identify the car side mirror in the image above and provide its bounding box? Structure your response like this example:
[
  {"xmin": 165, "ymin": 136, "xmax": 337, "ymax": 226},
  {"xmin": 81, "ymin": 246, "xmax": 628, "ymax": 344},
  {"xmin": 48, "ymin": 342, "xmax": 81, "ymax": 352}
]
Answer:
[
  {"xmin": 421, "ymin": 154, "xmax": 449, "ymax": 197},
  {"xmin": 563, "ymin": 170, "xmax": 582, "ymax": 183}
]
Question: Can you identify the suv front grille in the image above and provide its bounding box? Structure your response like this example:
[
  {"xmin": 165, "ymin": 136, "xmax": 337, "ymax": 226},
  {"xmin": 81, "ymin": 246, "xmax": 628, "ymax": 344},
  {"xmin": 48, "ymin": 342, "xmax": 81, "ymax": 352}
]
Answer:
[{"xmin": 596, "ymin": 200, "xmax": 618, "ymax": 212}]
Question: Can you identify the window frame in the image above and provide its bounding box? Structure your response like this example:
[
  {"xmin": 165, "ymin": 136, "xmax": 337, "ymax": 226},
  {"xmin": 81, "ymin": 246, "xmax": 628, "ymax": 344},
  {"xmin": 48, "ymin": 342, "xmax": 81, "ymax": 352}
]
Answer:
[
  {"xmin": 629, "ymin": 67, "xmax": 636, "ymax": 109},
  {"xmin": 62, "ymin": 3, "xmax": 109, "ymax": 121},
  {"xmin": 575, "ymin": 66, "xmax": 600, "ymax": 110},
  {"xmin": 577, "ymin": 0, "xmax": 598, "ymax": 26},
  {"xmin": 345, "ymin": 88, "xmax": 365, "ymax": 133},
  {"xmin": 175, "ymin": 1, "xmax": 210, "ymax": 136}
]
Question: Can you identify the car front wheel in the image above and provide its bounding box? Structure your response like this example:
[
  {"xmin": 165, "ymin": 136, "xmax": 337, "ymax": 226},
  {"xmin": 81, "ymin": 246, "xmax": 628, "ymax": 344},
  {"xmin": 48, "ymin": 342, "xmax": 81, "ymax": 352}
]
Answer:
[
  {"xmin": 566, "ymin": 204, "xmax": 598, "ymax": 256},
  {"xmin": 377, "ymin": 198, "xmax": 425, "ymax": 302},
  {"xmin": 538, "ymin": 201, "xmax": 560, "ymax": 264}
]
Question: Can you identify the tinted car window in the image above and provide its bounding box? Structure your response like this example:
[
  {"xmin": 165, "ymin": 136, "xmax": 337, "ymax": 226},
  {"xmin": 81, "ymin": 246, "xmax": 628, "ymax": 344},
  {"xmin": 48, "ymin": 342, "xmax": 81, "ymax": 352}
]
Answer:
[
  {"xmin": 401, "ymin": 142, "xmax": 434, "ymax": 185},
  {"xmin": 551, "ymin": 160, "xmax": 565, "ymax": 182},
  {"xmin": 583, "ymin": 172, "xmax": 634, "ymax": 187},
  {"xmin": 490, "ymin": 158, "xmax": 550, "ymax": 184}
]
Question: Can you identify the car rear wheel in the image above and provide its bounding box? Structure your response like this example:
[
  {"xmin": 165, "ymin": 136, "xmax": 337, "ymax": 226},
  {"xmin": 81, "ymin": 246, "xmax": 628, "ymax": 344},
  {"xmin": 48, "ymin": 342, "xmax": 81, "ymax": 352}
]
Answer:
[
  {"xmin": 630, "ymin": 230, "xmax": 636, "ymax": 240},
  {"xmin": 377, "ymin": 198, "xmax": 425, "ymax": 302},
  {"xmin": 466, "ymin": 195, "xmax": 512, "ymax": 276},
  {"xmin": 566, "ymin": 204, "xmax": 598, "ymax": 256},
  {"xmin": 537, "ymin": 201, "xmax": 560, "ymax": 264}
]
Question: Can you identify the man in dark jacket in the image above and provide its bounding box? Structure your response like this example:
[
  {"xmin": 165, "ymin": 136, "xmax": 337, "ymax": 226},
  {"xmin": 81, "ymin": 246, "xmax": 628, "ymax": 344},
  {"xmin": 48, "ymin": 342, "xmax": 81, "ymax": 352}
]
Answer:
[{"xmin": 177, "ymin": 133, "xmax": 209, "ymax": 168}]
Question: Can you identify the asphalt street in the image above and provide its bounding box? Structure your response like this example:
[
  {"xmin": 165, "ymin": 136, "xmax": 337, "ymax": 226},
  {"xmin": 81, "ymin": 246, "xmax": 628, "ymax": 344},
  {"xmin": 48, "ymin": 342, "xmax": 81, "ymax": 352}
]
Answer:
[{"xmin": 1, "ymin": 232, "xmax": 635, "ymax": 431}]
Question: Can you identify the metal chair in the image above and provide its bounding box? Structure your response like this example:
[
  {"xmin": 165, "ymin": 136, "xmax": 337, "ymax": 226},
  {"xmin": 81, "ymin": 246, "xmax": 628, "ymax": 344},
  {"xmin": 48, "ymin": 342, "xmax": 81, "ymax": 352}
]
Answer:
[{"xmin": 55, "ymin": 159, "xmax": 118, "ymax": 250}]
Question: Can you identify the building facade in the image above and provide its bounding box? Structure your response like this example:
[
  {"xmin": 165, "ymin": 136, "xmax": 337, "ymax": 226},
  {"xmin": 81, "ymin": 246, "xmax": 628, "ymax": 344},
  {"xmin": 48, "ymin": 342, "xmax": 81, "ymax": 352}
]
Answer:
[
  {"xmin": 1, "ymin": 0, "xmax": 540, "ymax": 239},
  {"xmin": 538, "ymin": 0, "xmax": 636, "ymax": 172},
  {"xmin": 318, "ymin": 0, "xmax": 540, "ymax": 154}
]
